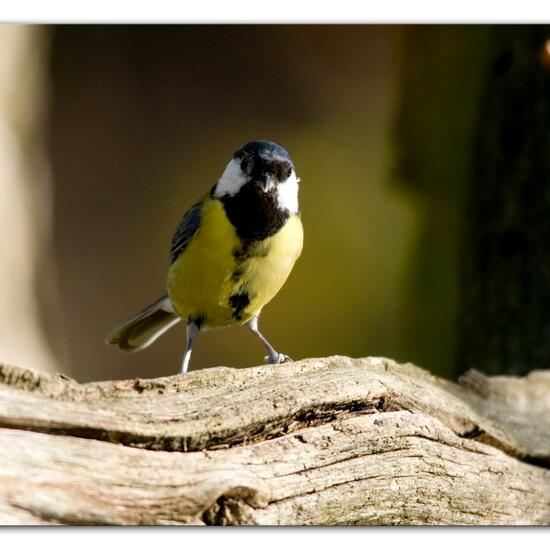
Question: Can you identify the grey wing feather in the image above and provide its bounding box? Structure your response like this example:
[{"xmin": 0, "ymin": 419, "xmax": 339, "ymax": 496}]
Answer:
[{"xmin": 170, "ymin": 200, "xmax": 203, "ymax": 264}]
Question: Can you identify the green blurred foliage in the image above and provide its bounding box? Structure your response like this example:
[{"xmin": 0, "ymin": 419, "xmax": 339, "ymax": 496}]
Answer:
[{"xmin": 393, "ymin": 26, "xmax": 492, "ymax": 377}]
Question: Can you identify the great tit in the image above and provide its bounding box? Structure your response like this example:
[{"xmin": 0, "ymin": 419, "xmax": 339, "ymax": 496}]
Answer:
[{"xmin": 107, "ymin": 140, "xmax": 303, "ymax": 374}]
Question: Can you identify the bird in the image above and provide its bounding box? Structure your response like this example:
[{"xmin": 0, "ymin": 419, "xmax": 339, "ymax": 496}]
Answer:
[{"xmin": 107, "ymin": 140, "xmax": 303, "ymax": 374}]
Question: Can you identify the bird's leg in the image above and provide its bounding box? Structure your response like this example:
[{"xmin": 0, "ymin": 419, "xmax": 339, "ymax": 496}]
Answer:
[
  {"xmin": 245, "ymin": 316, "xmax": 292, "ymax": 364},
  {"xmin": 180, "ymin": 321, "xmax": 200, "ymax": 375}
]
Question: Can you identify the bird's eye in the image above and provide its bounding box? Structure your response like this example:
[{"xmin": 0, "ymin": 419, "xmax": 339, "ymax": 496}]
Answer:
[{"xmin": 240, "ymin": 158, "xmax": 251, "ymax": 174}]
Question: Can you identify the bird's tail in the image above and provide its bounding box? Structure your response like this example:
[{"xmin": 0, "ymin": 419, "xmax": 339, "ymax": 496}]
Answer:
[{"xmin": 106, "ymin": 295, "xmax": 181, "ymax": 352}]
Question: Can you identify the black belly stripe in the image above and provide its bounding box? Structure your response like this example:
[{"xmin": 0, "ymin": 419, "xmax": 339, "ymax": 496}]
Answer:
[
  {"xmin": 233, "ymin": 240, "xmax": 270, "ymax": 263},
  {"xmin": 222, "ymin": 181, "xmax": 289, "ymax": 320},
  {"xmin": 189, "ymin": 315, "xmax": 205, "ymax": 329},
  {"xmin": 230, "ymin": 239, "xmax": 271, "ymax": 312},
  {"xmin": 231, "ymin": 266, "xmax": 245, "ymax": 282},
  {"xmin": 229, "ymin": 292, "xmax": 250, "ymax": 321}
]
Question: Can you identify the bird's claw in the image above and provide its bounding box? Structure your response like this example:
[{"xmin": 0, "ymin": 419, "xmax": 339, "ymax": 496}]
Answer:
[{"xmin": 265, "ymin": 352, "xmax": 292, "ymax": 364}]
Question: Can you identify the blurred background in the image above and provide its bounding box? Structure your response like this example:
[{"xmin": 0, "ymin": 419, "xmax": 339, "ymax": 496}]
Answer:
[{"xmin": 1, "ymin": 24, "xmax": 549, "ymax": 382}]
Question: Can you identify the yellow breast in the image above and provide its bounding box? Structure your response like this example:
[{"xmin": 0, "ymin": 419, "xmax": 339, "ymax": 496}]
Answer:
[
  {"xmin": 236, "ymin": 214, "xmax": 303, "ymax": 319},
  {"xmin": 167, "ymin": 197, "xmax": 303, "ymax": 329}
]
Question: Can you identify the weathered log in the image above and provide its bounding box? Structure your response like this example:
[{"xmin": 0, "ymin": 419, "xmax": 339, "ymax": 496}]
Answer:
[{"xmin": 0, "ymin": 356, "xmax": 548, "ymax": 525}]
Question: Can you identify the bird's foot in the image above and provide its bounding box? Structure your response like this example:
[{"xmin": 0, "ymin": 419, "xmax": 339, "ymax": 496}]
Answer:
[{"xmin": 265, "ymin": 352, "xmax": 292, "ymax": 364}]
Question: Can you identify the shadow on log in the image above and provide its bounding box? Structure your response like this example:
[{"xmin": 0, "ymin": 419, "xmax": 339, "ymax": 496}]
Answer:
[{"xmin": 0, "ymin": 356, "xmax": 549, "ymax": 525}]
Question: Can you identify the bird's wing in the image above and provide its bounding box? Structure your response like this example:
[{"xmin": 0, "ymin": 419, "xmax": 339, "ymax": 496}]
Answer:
[{"xmin": 170, "ymin": 200, "xmax": 203, "ymax": 264}]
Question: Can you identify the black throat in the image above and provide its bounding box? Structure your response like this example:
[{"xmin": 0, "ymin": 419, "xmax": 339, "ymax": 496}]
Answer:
[{"xmin": 219, "ymin": 182, "xmax": 289, "ymax": 242}]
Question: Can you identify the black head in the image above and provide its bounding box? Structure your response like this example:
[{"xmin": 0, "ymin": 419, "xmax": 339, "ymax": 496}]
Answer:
[
  {"xmin": 213, "ymin": 140, "xmax": 300, "ymax": 241},
  {"xmin": 234, "ymin": 140, "xmax": 294, "ymax": 186}
]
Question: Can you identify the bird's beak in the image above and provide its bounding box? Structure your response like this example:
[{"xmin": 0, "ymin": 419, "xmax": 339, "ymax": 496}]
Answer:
[{"xmin": 258, "ymin": 175, "xmax": 274, "ymax": 192}]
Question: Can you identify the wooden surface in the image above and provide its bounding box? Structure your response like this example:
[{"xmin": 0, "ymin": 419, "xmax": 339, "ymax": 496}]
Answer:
[{"xmin": 0, "ymin": 356, "xmax": 549, "ymax": 525}]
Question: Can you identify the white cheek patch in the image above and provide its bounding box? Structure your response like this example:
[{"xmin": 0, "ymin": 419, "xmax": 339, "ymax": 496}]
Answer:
[
  {"xmin": 214, "ymin": 158, "xmax": 247, "ymax": 197},
  {"xmin": 277, "ymin": 171, "xmax": 300, "ymax": 214}
]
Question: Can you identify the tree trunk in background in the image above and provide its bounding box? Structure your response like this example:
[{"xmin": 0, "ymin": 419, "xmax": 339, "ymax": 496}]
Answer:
[
  {"xmin": 0, "ymin": 26, "xmax": 64, "ymax": 373},
  {"xmin": 457, "ymin": 26, "xmax": 550, "ymax": 376}
]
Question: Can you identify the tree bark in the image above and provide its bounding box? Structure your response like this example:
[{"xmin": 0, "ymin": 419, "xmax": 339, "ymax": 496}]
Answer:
[
  {"xmin": 457, "ymin": 26, "xmax": 550, "ymax": 375},
  {"xmin": 0, "ymin": 356, "xmax": 548, "ymax": 525}
]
